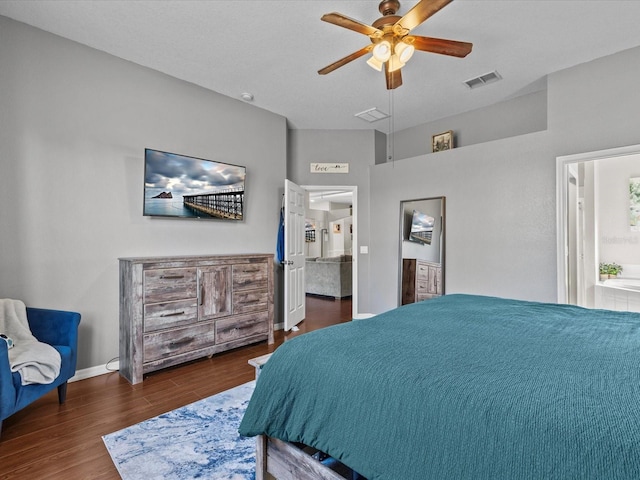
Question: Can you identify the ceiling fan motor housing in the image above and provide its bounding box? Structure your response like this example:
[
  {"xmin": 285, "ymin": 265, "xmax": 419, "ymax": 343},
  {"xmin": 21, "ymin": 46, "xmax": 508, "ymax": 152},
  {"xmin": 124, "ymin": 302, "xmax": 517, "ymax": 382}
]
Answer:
[
  {"xmin": 372, "ymin": 15, "xmax": 402, "ymax": 31},
  {"xmin": 378, "ymin": 0, "xmax": 401, "ymax": 16},
  {"xmin": 372, "ymin": 1, "xmax": 406, "ymax": 46}
]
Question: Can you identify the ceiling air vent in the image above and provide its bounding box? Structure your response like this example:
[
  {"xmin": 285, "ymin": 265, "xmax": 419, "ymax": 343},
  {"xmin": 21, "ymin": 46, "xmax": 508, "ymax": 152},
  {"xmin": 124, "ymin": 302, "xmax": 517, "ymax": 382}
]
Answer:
[
  {"xmin": 464, "ymin": 70, "xmax": 502, "ymax": 89},
  {"xmin": 355, "ymin": 107, "xmax": 390, "ymax": 123}
]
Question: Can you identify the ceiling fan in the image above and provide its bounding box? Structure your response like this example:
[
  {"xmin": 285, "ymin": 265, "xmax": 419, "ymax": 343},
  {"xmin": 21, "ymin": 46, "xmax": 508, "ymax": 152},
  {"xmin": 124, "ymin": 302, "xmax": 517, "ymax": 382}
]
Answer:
[{"xmin": 318, "ymin": 0, "xmax": 473, "ymax": 89}]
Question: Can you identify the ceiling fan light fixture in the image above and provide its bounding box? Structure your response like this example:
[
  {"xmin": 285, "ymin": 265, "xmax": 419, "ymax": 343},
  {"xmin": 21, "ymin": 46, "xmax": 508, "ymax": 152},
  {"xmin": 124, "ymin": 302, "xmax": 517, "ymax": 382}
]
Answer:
[
  {"xmin": 318, "ymin": 0, "xmax": 473, "ymax": 90},
  {"xmin": 387, "ymin": 54, "xmax": 405, "ymax": 72},
  {"xmin": 366, "ymin": 55, "xmax": 384, "ymax": 71},
  {"xmin": 372, "ymin": 40, "xmax": 392, "ymax": 62},
  {"xmin": 395, "ymin": 41, "xmax": 415, "ymax": 63}
]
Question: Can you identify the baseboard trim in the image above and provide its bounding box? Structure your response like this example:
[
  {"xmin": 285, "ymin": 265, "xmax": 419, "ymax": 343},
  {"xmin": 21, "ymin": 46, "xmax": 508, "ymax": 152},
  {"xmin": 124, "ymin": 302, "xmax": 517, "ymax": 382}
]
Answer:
[{"xmin": 70, "ymin": 361, "xmax": 119, "ymax": 382}]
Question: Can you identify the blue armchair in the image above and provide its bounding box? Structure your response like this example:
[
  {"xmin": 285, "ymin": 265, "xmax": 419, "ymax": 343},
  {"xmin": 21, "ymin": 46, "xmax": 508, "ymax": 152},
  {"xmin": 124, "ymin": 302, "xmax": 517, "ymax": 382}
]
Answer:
[{"xmin": 0, "ymin": 307, "xmax": 81, "ymax": 435}]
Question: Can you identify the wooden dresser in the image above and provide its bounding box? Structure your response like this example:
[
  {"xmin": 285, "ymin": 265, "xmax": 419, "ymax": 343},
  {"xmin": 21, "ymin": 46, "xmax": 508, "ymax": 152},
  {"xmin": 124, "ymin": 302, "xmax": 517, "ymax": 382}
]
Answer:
[
  {"xmin": 401, "ymin": 258, "xmax": 442, "ymax": 305},
  {"xmin": 119, "ymin": 254, "xmax": 274, "ymax": 384}
]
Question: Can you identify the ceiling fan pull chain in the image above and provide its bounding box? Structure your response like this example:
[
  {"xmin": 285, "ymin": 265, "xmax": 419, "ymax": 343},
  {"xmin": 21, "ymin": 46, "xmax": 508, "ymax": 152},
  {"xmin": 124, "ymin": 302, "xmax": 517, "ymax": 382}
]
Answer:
[{"xmin": 388, "ymin": 88, "xmax": 395, "ymax": 164}]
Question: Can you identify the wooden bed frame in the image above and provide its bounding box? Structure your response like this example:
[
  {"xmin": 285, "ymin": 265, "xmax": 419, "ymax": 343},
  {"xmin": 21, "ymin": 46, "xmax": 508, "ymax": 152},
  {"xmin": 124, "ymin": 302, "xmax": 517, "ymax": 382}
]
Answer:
[
  {"xmin": 255, "ymin": 435, "xmax": 349, "ymax": 480},
  {"xmin": 249, "ymin": 355, "xmax": 360, "ymax": 480}
]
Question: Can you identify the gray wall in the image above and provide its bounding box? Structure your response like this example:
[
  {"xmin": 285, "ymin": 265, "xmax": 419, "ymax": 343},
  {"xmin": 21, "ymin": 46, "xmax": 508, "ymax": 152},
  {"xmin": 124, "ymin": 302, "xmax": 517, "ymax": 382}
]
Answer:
[
  {"xmin": 368, "ymin": 45, "xmax": 640, "ymax": 314},
  {"xmin": 0, "ymin": 16, "xmax": 287, "ymax": 371},
  {"xmin": 391, "ymin": 89, "xmax": 548, "ymax": 161},
  {"xmin": 370, "ymin": 132, "xmax": 556, "ymax": 312},
  {"xmin": 548, "ymin": 45, "xmax": 640, "ymax": 157},
  {"xmin": 3, "ymin": 12, "xmax": 640, "ymax": 368},
  {"xmin": 287, "ymin": 129, "xmax": 374, "ymax": 313}
]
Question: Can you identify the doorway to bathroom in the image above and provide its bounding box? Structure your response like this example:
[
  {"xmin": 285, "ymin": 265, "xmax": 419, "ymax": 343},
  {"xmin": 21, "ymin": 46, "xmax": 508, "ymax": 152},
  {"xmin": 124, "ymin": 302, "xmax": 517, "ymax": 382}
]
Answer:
[{"xmin": 557, "ymin": 144, "xmax": 640, "ymax": 311}]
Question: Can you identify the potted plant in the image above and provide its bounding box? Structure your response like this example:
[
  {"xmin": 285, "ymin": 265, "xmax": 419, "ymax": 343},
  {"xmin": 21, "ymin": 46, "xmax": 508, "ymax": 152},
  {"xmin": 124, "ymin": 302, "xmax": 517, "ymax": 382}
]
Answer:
[
  {"xmin": 599, "ymin": 263, "xmax": 610, "ymax": 281},
  {"xmin": 608, "ymin": 262, "xmax": 623, "ymax": 278}
]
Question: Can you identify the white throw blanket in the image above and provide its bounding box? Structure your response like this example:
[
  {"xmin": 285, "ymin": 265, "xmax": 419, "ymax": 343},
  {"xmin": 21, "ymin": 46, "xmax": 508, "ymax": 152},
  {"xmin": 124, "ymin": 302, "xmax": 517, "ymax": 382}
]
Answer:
[{"xmin": 0, "ymin": 299, "xmax": 61, "ymax": 385}]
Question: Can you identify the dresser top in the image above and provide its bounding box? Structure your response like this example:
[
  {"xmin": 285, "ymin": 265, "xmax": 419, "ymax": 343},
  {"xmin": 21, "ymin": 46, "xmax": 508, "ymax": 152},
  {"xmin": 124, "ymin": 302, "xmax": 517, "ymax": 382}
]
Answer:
[{"xmin": 119, "ymin": 253, "xmax": 274, "ymax": 264}]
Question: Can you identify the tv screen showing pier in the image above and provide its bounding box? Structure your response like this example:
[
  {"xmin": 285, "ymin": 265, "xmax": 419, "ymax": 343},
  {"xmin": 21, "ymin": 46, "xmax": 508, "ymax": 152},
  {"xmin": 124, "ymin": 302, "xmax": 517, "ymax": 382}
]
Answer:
[
  {"xmin": 143, "ymin": 149, "xmax": 246, "ymax": 220},
  {"xmin": 409, "ymin": 210, "xmax": 434, "ymax": 245}
]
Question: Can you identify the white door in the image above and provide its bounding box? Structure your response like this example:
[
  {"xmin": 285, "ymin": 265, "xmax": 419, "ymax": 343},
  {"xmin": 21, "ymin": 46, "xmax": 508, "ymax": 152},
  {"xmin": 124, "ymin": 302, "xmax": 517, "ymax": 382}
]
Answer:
[{"xmin": 284, "ymin": 179, "xmax": 306, "ymax": 330}]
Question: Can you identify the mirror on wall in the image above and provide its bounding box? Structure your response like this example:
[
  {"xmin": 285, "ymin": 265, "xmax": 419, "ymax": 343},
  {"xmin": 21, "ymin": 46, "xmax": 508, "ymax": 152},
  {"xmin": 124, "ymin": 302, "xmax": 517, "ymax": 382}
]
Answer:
[{"xmin": 398, "ymin": 197, "xmax": 445, "ymax": 306}]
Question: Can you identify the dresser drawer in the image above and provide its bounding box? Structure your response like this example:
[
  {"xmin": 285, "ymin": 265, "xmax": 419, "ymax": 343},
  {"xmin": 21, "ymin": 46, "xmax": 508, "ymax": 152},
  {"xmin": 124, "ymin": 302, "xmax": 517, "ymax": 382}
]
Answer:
[
  {"xmin": 143, "ymin": 299, "xmax": 198, "ymax": 332},
  {"xmin": 233, "ymin": 263, "xmax": 268, "ymax": 290},
  {"xmin": 144, "ymin": 268, "xmax": 197, "ymax": 304},
  {"xmin": 416, "ymin": 280, "xmax": 430, "ymax": 294},
  {"xmin": 233, "ymin": 288, "xmax": 269, "ymax": 315},
  {"xmin": 418, "ymin": 293, "xmax": 439, "ymax": 302},
  {"xmin": 416, "ymin": 262, "xmax": 431, "ymax": 280},
  {"xmin": 143, "ymin": 322, "xmax": 216, "ymax": 363},
  {"xmin": 216, "ymin": 311, "xmax": 268, "ymax": 344}
]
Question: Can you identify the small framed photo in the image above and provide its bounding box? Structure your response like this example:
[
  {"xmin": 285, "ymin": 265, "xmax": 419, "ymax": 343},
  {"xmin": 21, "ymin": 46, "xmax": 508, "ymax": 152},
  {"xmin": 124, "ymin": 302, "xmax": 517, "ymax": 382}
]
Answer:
[{"xmin": 432, "ymin": 130, "xmax": 454, "ymax": 152}]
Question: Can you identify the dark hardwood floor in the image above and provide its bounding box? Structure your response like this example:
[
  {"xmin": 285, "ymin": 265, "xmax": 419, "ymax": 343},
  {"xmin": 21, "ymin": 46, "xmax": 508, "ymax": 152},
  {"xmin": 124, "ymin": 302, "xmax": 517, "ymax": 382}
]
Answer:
[{"xmin": 0, "ymin": 296, "xmax": 352, "ymax": 479}]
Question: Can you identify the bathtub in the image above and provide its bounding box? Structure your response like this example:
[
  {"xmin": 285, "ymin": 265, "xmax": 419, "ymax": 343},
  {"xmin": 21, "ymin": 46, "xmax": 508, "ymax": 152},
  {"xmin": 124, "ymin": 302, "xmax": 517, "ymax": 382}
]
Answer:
[
  {"xmin": 596, "ymin": 277, "xmax": 640, "ymax": 312},
  {"xmin": 602, "ymin": 277, "xmax": 640, "ymax": 291}
]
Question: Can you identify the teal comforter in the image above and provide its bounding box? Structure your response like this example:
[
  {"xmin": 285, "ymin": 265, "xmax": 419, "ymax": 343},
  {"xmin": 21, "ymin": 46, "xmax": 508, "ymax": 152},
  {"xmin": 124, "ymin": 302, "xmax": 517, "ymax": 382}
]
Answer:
[{"xmin": 239, "ymin": 294, "xmax": 640, "ymax": 479}]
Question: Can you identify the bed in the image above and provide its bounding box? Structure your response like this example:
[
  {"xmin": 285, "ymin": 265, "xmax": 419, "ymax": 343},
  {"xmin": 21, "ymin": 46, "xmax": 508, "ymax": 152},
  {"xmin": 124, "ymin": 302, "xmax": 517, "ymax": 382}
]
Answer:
[{"xmin": 239, "ymin": 294, "xmax": 640, "ymax": 479}]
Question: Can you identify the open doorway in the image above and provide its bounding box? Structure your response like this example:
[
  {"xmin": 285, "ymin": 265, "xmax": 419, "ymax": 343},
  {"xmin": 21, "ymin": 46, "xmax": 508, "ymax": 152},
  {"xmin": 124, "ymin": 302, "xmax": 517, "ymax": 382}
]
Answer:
[
  {"xmin": 303, "ymin": 185, "xmax": 357, "ymax": 320},
  {"xmin": 557, "ymin": 144, "xmax": 640, "ymax": 311}
]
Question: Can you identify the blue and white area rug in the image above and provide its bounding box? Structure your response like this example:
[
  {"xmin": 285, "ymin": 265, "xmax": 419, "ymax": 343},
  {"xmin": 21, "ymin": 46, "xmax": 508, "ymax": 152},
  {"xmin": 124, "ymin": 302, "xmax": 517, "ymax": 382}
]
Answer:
[{"xmin": 103, "ymin": 381, "xmax": 256, "ymax": 480}]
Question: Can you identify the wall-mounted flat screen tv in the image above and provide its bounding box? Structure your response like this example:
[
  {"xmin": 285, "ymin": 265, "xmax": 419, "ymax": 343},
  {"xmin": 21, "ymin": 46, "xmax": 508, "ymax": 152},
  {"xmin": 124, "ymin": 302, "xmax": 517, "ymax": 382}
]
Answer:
[
  {"xmin": 143, "ymin": 148, "xmax": 246, "ymax": 220},
  {"xmin": 409, "ymin": 210, "xmax": 434, "ymax": 245}
]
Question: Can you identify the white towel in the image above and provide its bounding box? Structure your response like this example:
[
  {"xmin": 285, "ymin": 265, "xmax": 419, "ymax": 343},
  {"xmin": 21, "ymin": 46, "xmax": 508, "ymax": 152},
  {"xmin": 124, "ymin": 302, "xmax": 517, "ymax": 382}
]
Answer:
[{"xmin": 0, "ymin": 299, "xmax": 61, "ymax": 385}]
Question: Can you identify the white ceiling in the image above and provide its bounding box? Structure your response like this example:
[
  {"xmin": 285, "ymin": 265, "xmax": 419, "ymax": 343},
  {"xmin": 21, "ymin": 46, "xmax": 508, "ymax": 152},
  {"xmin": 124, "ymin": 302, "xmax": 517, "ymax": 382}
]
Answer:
[
  {"xmin": 307, "ymin": 187, "xmax": 354, "ymax": 207},
  {"xmin": 2, "ymin": 1, "xmax": 640, "ymax": 134}
]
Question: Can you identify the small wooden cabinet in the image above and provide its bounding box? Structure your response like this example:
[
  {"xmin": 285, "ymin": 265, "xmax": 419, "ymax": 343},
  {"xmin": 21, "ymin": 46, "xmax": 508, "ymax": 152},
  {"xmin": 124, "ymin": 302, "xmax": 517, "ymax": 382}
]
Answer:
[
  {"xmin": 119, "ymin": 254, "xmax": 274, "ymax": 384},
  {"xmin": 402, "ymin": 259, "xmax": 442, "ymax": 305}
]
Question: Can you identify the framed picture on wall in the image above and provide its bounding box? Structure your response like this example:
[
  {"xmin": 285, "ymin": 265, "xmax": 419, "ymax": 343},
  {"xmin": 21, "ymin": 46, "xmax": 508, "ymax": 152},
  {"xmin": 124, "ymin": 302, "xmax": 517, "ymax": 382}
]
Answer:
[
  {"xmin": 305, "ymin": 219, "xmax": 316, "ymax": 242},
  {"xmin": 432, "ymin": 131, "xmax": 454, "ymax": 152}
]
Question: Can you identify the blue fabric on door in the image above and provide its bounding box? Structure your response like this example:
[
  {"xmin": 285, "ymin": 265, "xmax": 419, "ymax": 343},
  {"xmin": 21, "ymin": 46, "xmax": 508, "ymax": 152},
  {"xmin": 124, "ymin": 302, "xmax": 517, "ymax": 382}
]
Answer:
[{"xmin": 276, "ymin": 208, "xmax": 284, "ymax": 265}]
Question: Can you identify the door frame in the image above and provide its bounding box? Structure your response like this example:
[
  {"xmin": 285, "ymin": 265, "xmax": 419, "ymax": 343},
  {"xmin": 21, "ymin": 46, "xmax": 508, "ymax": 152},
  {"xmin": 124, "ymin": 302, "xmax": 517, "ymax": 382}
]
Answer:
[
  {"xmin": 302, "ymin": 185, "xmax": 358, "ymax": 319},
  {"xmin": 556, "ymin": 143, "xmax": 640, "ymax": 304}
]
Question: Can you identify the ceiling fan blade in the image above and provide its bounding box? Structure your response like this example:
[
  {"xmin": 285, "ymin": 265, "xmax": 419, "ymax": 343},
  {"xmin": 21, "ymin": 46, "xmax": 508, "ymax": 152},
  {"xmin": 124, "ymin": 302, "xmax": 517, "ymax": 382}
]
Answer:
[
  {"xmin": 318, "ymin": 45, "xmax": 374, "ymax": 75},
  {"xmin": 395, "ymin": 0, "xmax": 453, "ymax": 32},
  {"xmin": 410, "ymin": 35, "xmax": 472, "ymax": 57},
  {"xmin": 321, "ymin": 12, "xmax": 383, "ymax": 37},
  {"xmin": 385, "ymin": 64, "xmax": 403, "ymax": 90}
]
